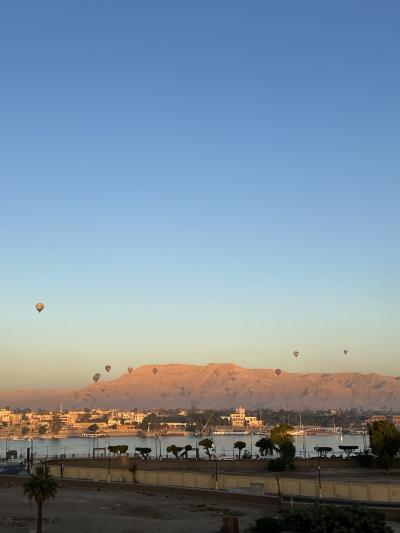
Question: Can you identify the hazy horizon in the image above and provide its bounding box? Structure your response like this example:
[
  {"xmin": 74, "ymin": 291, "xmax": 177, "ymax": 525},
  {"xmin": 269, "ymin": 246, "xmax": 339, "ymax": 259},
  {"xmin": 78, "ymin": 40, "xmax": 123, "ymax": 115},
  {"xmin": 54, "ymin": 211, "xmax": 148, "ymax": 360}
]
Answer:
[{"xmin": 1, "ymin": 2, "xmax": 399, "ymax": 389}]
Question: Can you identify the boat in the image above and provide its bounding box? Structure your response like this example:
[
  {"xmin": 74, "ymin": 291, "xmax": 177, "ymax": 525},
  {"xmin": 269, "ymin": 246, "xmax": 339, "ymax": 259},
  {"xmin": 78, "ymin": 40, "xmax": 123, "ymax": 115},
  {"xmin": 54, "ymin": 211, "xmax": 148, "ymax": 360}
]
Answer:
[
  {"xmin": 212, "ymin": 430, "xmax": 251, "ymax": 435},
  {"xmin": 0, "ymin": 461, "xmax": 26, "ymax": 475},
  {"xmin": 81, "ymin": 433, "xmax": 106, "ymax": 438}
]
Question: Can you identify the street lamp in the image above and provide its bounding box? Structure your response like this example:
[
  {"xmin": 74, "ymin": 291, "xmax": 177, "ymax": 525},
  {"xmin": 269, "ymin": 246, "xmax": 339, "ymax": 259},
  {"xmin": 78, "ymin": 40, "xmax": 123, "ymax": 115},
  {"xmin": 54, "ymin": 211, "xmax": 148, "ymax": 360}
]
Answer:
[
  {"xmin": 211, "ymin": 443, "xmax": 218, "ymax": 490},
  {"xmin": 105, "ymin": 436, "xmax": 111, "ymax": 481},
  {"xmin": 316, "ymin": 445, "xmax": 322, "ymax": 498}
]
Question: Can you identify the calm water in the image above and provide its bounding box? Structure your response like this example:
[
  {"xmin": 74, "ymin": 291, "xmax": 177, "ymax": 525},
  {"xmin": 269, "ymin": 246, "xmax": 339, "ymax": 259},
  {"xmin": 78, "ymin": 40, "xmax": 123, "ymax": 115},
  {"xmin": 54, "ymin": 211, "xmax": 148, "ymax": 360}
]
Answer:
[{"xmin": 0, "ymin": 433, "xmax": 368, "ymax": 460}]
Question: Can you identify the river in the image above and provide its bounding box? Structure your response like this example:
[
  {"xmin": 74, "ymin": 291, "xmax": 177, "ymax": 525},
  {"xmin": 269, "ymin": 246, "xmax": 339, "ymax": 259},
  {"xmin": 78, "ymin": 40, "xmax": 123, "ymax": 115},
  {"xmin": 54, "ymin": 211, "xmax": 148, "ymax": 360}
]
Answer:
[{"xmin": 0, "ymin": 433, "xmax": 369, "ymax": 460}]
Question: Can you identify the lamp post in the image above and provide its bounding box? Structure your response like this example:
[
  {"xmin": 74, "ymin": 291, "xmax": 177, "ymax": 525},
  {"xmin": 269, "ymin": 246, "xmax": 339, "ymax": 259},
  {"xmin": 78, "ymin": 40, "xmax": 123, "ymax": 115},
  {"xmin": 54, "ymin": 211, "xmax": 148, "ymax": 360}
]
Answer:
[
  {"xmin": 276, "ymin": 477, "xmax": 283, "ymax": 512},
  {"xmin": 107, "ymin": 436, "xmax": 111, "ymax": 482},
  {"xmin": 317, "ymin": 445, "xmax": 322, "ymax": 498},
  {"xmin": 212, "ymin": 443, "xmax": 218, "ymax": 490}
]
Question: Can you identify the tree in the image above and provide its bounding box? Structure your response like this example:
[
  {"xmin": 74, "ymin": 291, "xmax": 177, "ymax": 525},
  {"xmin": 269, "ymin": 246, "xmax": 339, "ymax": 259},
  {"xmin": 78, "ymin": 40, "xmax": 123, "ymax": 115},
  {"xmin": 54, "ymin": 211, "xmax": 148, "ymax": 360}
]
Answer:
[
  {"xmin": 368, "ymin": 420, "xmax": 400, "ymax": 472},
  {"xmin": 23, "ymin": 464, "xmax": 58, "ymax": 533},
  {"xmin": 180, "ymin": 444, "xmax": 193, "ymax": 458},
  {"xmin": 198, "ymin": 438, "xmax": 214, "ymax": 459},
  {"xmin": 339, "ymin": 445, "xmax": 359, "ymax": 458},
  {"xmin": 166, "ymin": 445, "xmax": 183, "ymax": 459},
  {"xmin": 38, "ymin": 425, "xmax": 48, "ymax": 435},
  {"xmin": 270, "ymin": 424, "xmax": 294, "ymax": 447},
  {"xmin": 234, "ymin": 441, "xmax": 247, "ymax": 459},
  {"xmin": 77, "ymin": 412, "xmax": 91, "ymax": 422},
  {"xmin": 139, "ymin": 413, "xmax": 160, "ymax": 431},
  {"xmin": 108, "ymin": 445, "xmax": 128, "ymax": 455},
  {"xmin": 255, "ymin": 437, "xmax": 274, "ymax": 456},
  {"xmin": 186, "ymin": 410, "xmax": 229, "ymax": 433},
  {"xmin": 86, "ymin": 423, "xmax": 99, "ymax": 433},
  {"xmin": 21, "ymin": 426, "xmax": 30, "ymax": 436},
  {"xmin": 269, "ymin": 424, "xmax": 296, "ymax": 471},
  {"xmin": 135, "ymin": 447, "xmax": 152, "ymax": 460},
  {"xmin": 50, "ymin": 414, "xmax": 63, "ymax": 435},
  {"xmin": 314, "ymin": 446, "xmax": 332, "ymax": 459}
]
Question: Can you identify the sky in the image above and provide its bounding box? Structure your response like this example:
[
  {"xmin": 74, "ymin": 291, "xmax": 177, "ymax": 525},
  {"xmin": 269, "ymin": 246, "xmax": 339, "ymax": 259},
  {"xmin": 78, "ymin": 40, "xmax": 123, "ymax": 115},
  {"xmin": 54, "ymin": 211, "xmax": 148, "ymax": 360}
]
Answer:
[{"xmin": 0, "ymin": 1, "xmax": 399, "ymax": 389}]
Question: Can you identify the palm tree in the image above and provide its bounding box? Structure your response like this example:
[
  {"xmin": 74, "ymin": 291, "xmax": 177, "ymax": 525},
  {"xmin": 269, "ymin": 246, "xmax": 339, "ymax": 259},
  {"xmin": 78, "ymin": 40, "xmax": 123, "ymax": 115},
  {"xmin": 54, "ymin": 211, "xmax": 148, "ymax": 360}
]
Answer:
[
  {"xmin": 180, "ymin": 444, "xmax": 193, "ymax": 458},
  {"xmin": 255, "ymin": 437, "xmax": 274, "ymax": 456},
  {"xmin": 198, "ymin": 438, "xmax": 214, "ymax": 459},
  {"xmin": 234, "ymin": 440, "xmax": 247, "ymax": 459},
  {"xmin": 166, "ymin": 444, "xmax": 183, "ymax": 459},
  {"xmin": 23, "ymin": 464, "xmax": 58, "ymax": 533}
]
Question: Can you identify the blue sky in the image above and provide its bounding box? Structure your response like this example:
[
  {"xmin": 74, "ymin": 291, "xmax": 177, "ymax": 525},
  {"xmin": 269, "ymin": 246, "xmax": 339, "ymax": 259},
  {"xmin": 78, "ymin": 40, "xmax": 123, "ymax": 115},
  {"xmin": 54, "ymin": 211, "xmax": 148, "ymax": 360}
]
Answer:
[{"xmin": 1, "ymin": 1, "xmax": 399, "ymax": 389}]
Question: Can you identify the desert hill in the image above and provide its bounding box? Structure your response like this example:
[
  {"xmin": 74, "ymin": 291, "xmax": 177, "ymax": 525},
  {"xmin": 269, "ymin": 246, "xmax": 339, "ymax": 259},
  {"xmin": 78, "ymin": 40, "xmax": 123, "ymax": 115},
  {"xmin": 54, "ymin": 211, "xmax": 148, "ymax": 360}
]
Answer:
[{"xmin": 1, "ymin": 363, "xmax": 400, "ymax": 411}]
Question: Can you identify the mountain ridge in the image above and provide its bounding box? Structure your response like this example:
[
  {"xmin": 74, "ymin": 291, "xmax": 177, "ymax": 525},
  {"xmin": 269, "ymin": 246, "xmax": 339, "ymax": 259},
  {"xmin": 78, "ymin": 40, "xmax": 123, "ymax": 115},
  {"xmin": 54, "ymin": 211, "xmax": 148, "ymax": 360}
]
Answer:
[{"xmin": 1, "ymin": 363, "xmax": 399, "ymax": 411}]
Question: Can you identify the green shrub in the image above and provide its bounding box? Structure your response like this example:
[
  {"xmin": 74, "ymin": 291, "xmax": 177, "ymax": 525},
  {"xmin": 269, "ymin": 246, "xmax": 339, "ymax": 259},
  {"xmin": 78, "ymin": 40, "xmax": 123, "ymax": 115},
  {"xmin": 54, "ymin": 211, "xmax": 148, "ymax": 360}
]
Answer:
[
  {"xmin": 267, "ymin": 458, "xmax": 288, "ymax": 471},
  {"xmin": 267, "ymin": 455, "xmax": 295, "ymax": 472},
  {"xmin": 250, "ymin": 505, "xmax": 393, "ymax": 533},
  {"xmin": 355, "ymin": 451, "xmax": 374, "ymax": 468},
  {"xmin": 250, "ymin": 516, "xmax": 284, "ymax": 533}
]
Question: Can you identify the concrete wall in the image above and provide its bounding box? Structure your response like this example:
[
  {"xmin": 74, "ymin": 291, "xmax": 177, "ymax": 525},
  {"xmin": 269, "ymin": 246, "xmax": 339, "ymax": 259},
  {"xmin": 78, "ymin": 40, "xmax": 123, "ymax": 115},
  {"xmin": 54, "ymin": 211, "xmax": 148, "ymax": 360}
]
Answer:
[
  {"xmin": 294, "ymin": 458, "xmax": 359, "ymax": 470},
  {"xmin": 47, "ymin": 457, "xmax": 359, "ymax": 472},
  {"xmin": 48, "ymin": 457, "xmax": 265, "ymax": 472},
  {"xmin": 47, "ymin": 464, "xmax": 400, "ymax": 504}
]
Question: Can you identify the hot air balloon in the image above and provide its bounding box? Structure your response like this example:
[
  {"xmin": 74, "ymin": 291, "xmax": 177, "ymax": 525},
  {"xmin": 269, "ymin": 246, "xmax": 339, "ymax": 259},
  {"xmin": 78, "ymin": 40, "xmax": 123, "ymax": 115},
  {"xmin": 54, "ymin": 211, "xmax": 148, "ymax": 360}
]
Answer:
[
  {"xmin": 73, "ymin": 392, "xmax": 80, "ymax": 399},
  {"xmin": 293, "ymin": 351, "xmax": 299, "ymax": 357},
  {"xmin": 344, "ymin": 350, "xmax": 348, "ymax": 355},
  {"xmin": 275, "ymin": 368, "xmax": 282, "ymax": 376},
  {"xmin": 152, "ymin": 367, "xmax": 158, "ymax": 374},
  {"xmin": 93, "ymin": 373, "xmax": 101, "ymax": 383},
  {"xmin": 35, "ymin": 303, "xmax": 45, "ymax": 313},
  {"xmin": 101, "ymin": 387, "xmax": 106, "ymax": 393},
  {"xmin": 128, "ymin": 367, "xmax": 133, "ymax": 374},
  {"xmin": 105, "ymin": 365, "xmax": 111, "ymax": 373}
]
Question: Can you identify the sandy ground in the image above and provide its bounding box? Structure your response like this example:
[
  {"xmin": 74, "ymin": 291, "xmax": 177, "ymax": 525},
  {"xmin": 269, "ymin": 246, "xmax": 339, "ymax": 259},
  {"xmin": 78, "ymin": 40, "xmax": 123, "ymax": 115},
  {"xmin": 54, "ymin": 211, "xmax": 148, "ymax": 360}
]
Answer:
[
  {"xmin": 1, "ymin": 481, "xmax": 400, "ymax": 532},
  {"xmin": 0, "ymin": 484, "xmax": 265, "ymax": 533}
]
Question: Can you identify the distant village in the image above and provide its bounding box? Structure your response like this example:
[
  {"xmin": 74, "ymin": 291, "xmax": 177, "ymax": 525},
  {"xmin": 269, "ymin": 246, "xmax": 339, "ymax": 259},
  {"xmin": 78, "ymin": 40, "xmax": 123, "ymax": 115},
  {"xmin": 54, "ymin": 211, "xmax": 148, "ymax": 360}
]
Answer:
[
  {"xmin": 1, "ymin": 405, "xmax": 399, "ymax": 439},
  {"xmin": 0, "ymin": 406, "xmax": 262, "ymax": 439}
]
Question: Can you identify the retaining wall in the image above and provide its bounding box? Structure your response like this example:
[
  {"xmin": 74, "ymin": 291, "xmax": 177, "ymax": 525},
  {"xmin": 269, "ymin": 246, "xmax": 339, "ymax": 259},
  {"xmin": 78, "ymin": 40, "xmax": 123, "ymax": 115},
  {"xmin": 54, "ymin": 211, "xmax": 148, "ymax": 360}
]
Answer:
[{"xmin": 46, "ymin": 464, "xmax": 400, "ymax": 505}]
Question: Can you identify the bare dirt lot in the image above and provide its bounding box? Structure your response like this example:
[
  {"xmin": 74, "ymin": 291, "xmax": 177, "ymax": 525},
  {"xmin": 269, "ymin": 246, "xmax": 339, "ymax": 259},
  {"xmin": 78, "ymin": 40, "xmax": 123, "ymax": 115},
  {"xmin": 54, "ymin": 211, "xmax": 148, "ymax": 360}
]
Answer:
[{"xmin": 0, "ymin": 483, "xmax": 265, "ymax": 533}]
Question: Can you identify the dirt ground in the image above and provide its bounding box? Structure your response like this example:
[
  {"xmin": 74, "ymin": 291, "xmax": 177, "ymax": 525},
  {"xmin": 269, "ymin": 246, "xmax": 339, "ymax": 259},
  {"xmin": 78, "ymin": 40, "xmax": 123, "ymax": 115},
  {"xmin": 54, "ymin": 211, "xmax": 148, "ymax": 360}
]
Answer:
[{"xmin": 0, "ymin": 483, "xmax": 265, "ymax": 533}]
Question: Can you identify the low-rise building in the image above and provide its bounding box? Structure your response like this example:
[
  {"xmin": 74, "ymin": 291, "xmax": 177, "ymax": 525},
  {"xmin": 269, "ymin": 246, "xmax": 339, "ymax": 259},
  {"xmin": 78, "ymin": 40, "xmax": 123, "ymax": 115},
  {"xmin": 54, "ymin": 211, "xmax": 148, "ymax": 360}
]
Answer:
[{"xmin": 230, "ymin": 407, "xmax": 246, "ymax": 429}]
